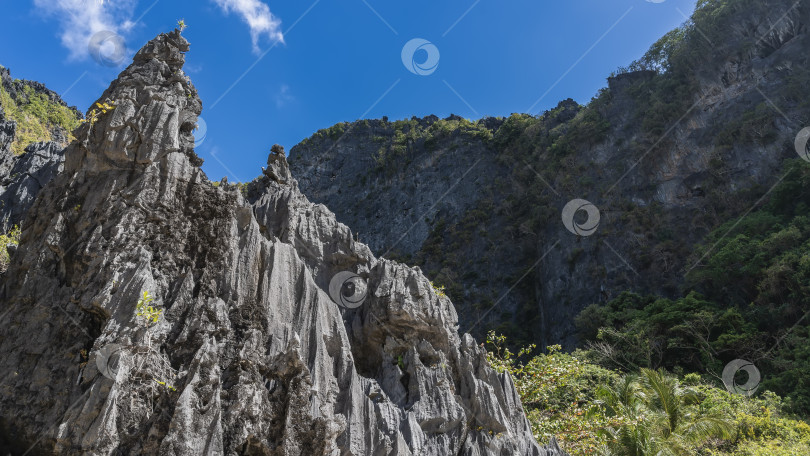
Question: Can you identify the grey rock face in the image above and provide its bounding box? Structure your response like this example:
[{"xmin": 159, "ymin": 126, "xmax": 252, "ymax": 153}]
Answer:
[
  {"xmin": 0, "ymin": 30, "xmax": 544, "ymax": 455},
  {"xmin": 0, "ymin": 141, "xmax": 65, "ymax": 232},
  {"xmin": 289, "ymin": 117, "xmax": 500, "ymax": 257}
]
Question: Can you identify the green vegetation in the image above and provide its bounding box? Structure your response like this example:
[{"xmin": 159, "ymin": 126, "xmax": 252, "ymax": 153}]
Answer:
[
  {"xmin": 372, "ymin": 117, "xmax": 493, "ymax": 170},
  {"xmin": 0, "ymin": 83, "xmax": 81, "ymax": 155},
  {"xmin": 313, "ymin": 121, "xmax": 348, "ymax": 140},
  {"xmin": 487, "ymin": 332, "xmax": 810, "ymax": 455},
  {"xmin": 714, "ymin": 102, "xmax": 778, "ymax": 149},
  {"xmin": 491, "ymin": 1, "xmax": 810, "ymax": 448},
  {"xmin": 130, "ymin": 290, "xmax": 178, "ymax": 401},
  {"xmin": 298, "ymin": 116, "xmax": 493, "ymax": 173},
  {"xmin": 0, "ymin": 225, "xmax": 21, "ymax": 271},
  {"xmin": 615, "ymin": 0, "xmax": 804, "ymax": 136},
  {"xmin": 578, "ymin": 159, "xmax": 810, "ymax": 414},
  {"xmin": 82, "ymin": 101, "xmax": 116, "ymax": 126},
  {"xmin": 136, "ymin": 291, "xmax": 162, "ymax": 326},
  {"xmin": 430, "ymin": 281, "xmax": 447, "ymax": 298}
]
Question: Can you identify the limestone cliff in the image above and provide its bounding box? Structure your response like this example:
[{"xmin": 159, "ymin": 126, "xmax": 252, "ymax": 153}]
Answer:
[
  {"xmin": 0, "ymin": 31, "xmax": 549, "ymax": 455},
  {"xmin": 289, "ymin": 0, "xmax": 810, "ymax": 349}
]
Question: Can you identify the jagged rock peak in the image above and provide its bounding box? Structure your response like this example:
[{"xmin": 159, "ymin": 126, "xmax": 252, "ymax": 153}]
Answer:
[
  {"xmin": 132, "ymin": 29, "xmax": 190, "ymax": 72},
  {"xmin": 66, "ymin": 29, "xmax": 202, "ymax": 175},
  {"xmin": 264, "ymin": 144, "xmax": 294, "ymax": 185},
  {"xmin": 0, "ymin": 30, "xmax": 549, "ymax": 455}
]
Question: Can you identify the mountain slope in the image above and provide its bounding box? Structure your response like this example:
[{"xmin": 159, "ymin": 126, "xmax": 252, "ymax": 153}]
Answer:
[
  {"xmin": 289, "ymin": 0, "xmax": 810, "ymax": 349},
  {"xmin": 0, "ymin": 31, "xmax": 547, "ymax": 455}
]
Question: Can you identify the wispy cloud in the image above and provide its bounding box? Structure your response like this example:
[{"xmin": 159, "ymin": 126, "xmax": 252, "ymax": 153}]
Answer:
[
  {"xmin": 275, "ymin": 84, "xmax": 293, "ymax": 108},
  {"xmin": 185, "ymin": 63, "xmax": 204, "ymax": 74},
  {"xmin": 213, "ymin": 0, "xmax": 284, "ymax": 53},
  {"xmin": 33, "ymin": 0, "xmax": 137, "ymax": 61}
]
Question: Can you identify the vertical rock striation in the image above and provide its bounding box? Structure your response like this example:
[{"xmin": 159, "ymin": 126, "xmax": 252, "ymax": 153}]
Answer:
[{"xmin": 0, "ymin": 31, "xmax": 549, "ymax": 455}]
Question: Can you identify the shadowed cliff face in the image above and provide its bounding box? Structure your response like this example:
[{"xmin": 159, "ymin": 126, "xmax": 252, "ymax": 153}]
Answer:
[
  {"xmin": 0, "ymin": 67, "xmax": 80, "ymax": 233},
  {"xmin": 288, "ymin": 0, "xmax": 810, "ymax": 350},
  {"xmin": 0, "ymin": 30, "xmax": 549, "ymax": 455}
]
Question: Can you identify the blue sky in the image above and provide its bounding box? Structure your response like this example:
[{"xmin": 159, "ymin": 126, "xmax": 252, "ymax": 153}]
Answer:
[{"xmin": 0, "ymin": 0, "xmax": 697, "ymax": 182}]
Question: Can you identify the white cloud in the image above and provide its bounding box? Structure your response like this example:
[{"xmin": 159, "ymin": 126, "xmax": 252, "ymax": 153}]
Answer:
[
  {"xmin": 275, "ymin": 84, "xmax": 293, "ymax": 108},
  {"xmin": 185, "ymin": 63, "xmax": 204, "ymax": 74},
  {"xmin": 213, "ymin": 0, "xmax": 284, "ymax": 53},
  {"xmin": 33, "ymin": 0, "xmax": 137, "ymax": 61}
]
